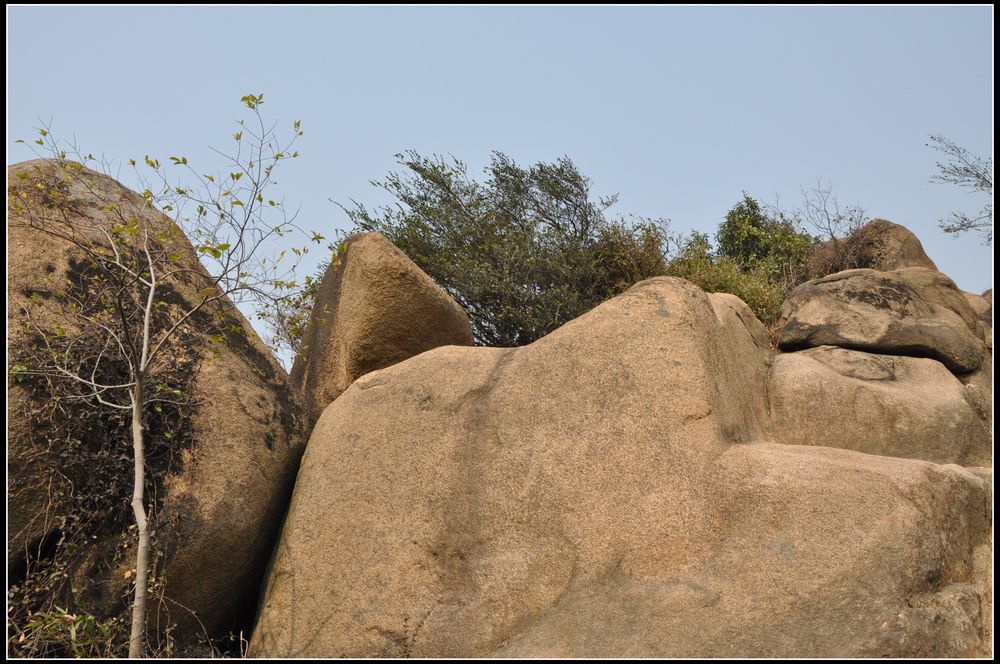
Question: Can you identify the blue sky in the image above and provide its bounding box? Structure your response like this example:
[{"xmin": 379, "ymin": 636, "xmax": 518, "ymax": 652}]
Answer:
[{"xmin": 8, "ymin": 6, "xmax": 993, "ymax": 323}]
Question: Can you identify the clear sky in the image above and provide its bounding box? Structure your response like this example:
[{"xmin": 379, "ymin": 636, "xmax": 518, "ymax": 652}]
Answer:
[{"xmin": 8, "ymin": 6, "xmax": 994, "ymax": 326}]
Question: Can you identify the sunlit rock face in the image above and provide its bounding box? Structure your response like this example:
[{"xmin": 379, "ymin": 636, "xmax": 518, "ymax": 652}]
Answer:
[
  {"xmin": 251, "ymin": 277, "xmax": 991, "ymax": 658},
  {"xmin": 289, "ymin": 231, "xmax": 474, "ymax": 427},
  {"xmin": 8, "ymin": 159, "xmax": 308, "ymax": 646}
]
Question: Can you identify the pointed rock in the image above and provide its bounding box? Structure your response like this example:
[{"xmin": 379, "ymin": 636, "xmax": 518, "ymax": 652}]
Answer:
[{"xmin": 290, "ymin": 232, "xmax": 474, "ymax": 426}]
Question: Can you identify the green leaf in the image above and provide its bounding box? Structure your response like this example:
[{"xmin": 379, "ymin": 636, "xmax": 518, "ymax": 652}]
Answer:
[{"xmin": 10, "ymin": 363, "xmax": 28, "ymax": 383}]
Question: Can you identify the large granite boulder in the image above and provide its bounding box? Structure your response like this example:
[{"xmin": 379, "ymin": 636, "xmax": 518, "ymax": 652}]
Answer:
[
  {"xmin": 962, "ymin": 289, "xmax": 993, "ymax": 351},
  {"xmin": 962, "ymin": 290, "xmax": 993, "ymax": 325},
  {"xmin": 806, "ymin": 219, "xmax": 938, "ymax": 278},
  {"xmin": 768, "ymin": 346, "xmax": 990, "ymax": 466},
  {"xmin": 290, "ymin": 231, "xmax": 474, "ymax": 426},
  {"xmin": 7, "ymin": 159, "xmax": 307, "ymax": 646},
  {"xmin": 862, "ymin": 219, "xmax": 939, "ymax": 271},
  {"xmin": 778, "ymin": 267, "xmax": 988, "ymax": 374},
  {"xmin": 249, "ymin": 277, "xmax": 991, "ymax": 658}
]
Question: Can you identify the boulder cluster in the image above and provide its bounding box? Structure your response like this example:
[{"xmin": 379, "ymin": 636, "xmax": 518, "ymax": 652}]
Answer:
[{"xmin": 6, "ymin": 161, "xmax": 993, "ymax": 657}]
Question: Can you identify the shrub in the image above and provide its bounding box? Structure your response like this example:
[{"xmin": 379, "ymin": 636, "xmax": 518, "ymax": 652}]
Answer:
[
  {"xmin": 8, "ymin": 607, "xmax": 125, "ymax": 658},
  {"xmin": 662, "ymin": 194, "xmax": 818, "ymax": 330},
  {"xmin": 338, "ymin": 151, "xmax": 670, "ymax": 346},
  {"xmin": 804, "ymin": 219, "xmax": 888, "ymax": 278},
  {"xmin": 666, "ymin": 232, "xmax": 786, "ymax": 326},
  {"xmin": 716, "ymin": 193, "xmax": 815, "ymax": 290}
]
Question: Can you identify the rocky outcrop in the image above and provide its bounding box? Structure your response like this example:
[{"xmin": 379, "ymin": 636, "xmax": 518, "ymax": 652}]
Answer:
[
  {"xmin": 861, "ymin": 218, "xmax": 939, "ymax": 271},
  {"xmin": 290, "ymin": 232, "xmax": 474, "ymax": 426},
  {"xmin": 806, "ymin": 219, "xmax": 938, "ymax": 278},
  {"xmin": 962, "ymin": 289, "xmax": 993, "ymax": 352},
  {"xmin": 778, "ymin": 267, "xmax": 988, "ymax": 374},
  {"xmin": 772, "ymin": 260, "xmax": 991, "ymax": 469},
  {"xmin": 769, "ymin": 346, "xmax": 990, "ymax": 466},
  {"xmin": 250, "ymin": 277, "xmax": 992, "ymax": 658},
  {"xmin": 7, "ymin": 160, "xmax": 307, "ymax": 644},
  {"xmin": 963, "ymin": 290, "xmax": 993, "ymax": 325},
  {"xmin": 8, "ymin": 162, "xmax": 991, "ymax": 658}
]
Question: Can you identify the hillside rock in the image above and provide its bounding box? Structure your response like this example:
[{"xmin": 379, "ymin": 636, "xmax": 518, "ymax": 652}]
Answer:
[
  {"xmin": 769, "ymin": 346, "xmax": 990, "ymax": 466},
  {"xmin": 895, "ymin": 268, "xmax": 986, "ymax": 337},
  {"xmin": 249, "ymin": 277, "xmax": 991, "ymax": 658},
  {"xmin": 963, "ymin": 290, "xmax": 993, "ymax": 325},
  {"xmin": 963, "ymin": 289, "xmax": 992, "ymax": 343},
  {"xmin": 862, "ymin": 219, "xmax": 939, "ymax": 271},
  {"xmin": 806, "ymin": 219, "xmax": 938, "ymax": 277},
  {"xmin": 7, "ymin": 159, "xmax": 307, "ymax": 645},
  {"xmin": 962, "ymin": 290, "xmax": 992, "ymax": 359},
  {"xmin": 962, "ymin": 359, "xmax": 993, "ymax": 423},
  {"xmin": 290, "ymin": 231, "xmax": 474, "ymax": 426},
  {"xmin": 778, "ymin": 267, "xmax": 987, "ymax": 374}
]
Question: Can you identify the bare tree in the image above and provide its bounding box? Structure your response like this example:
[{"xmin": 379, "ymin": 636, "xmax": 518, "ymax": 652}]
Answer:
[
  {"xmin": 9, "ymin": 94, "xmax": 315, "ymax": 657},
  {"xmin": 763, "ymin": 180, "xmax": 879, "ymax": 278},
  {"xmin": 927, "ymin": 134, "xmax": 993, "ymax": 245},
  {"xmin": 795, "ymin": 179, "xmax": 869, "ymax": 243}
]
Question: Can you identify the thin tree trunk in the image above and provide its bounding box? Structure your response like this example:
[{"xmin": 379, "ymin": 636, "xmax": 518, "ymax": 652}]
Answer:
[{"xmin": 128, "ymin": 376, "xmax": 150, "ymax": 658}]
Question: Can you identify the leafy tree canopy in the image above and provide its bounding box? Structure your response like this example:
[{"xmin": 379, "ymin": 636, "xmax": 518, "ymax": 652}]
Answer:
[
  {"xmin": 716, "ymin": 193, "xmax": 814, "ymax": 281},
  {"xmin": 338, "ymin": 151, "xmax": 670, "ymax": 346}
]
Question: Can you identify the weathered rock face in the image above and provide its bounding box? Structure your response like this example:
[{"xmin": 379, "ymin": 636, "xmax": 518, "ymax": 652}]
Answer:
[
  {"xmin": 962, "ymin": 361, "xmax": 993, "ymax": 429},
  {"xmin": 862, "ymin": 218, "xmax": 939, "ymax": 271},
  {"xmin": 7, "ymin": 160, "xmax": 307, "ymax": 644},
  {"xmin": 769, "ymin": 346, "xmax": 990, "ymax": 466},
  {"xmin": 250, "ymin": 277, "xmax": 991, "ymax": 658},
  {"xmin": 963, "ymin": 290, "xmax": 993, "ymax": 325},
  {"xmin": 772, "ymin": 261, "xmax": 991, "ymax": 469},
  {"xmin": 806, "ymin": 219, "xmax": 938, "ymax": 278},
  {"xmin": 290, "ymin": 231, "xmax": 474, "ymax": 426},
  {"xmin": 778, "ymin": 267, "xmax": 988, "ymax": 374}
]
